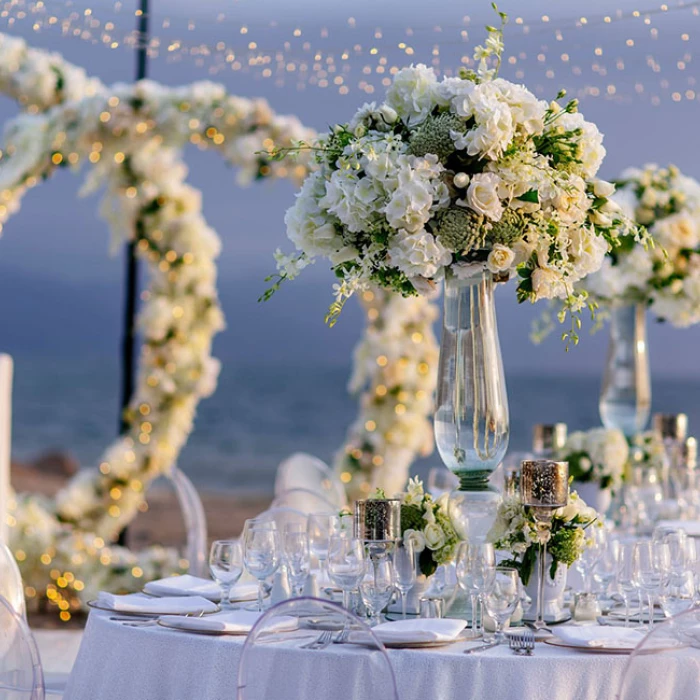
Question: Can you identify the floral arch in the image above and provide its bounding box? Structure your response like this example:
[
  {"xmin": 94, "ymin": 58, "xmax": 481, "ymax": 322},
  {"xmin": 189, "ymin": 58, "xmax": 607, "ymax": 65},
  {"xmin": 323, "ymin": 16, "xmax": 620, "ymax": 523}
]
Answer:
[{"xmin": 0, "ymin": 33, "xmax": 438, "ymax": 614}]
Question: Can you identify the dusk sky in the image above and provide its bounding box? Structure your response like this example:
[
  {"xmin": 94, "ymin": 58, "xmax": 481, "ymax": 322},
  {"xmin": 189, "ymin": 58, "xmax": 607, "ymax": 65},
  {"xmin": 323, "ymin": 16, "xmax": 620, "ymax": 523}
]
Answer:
[{"xmin": 1, "ymin": 0, "xmax": 700, "ymax": 377}]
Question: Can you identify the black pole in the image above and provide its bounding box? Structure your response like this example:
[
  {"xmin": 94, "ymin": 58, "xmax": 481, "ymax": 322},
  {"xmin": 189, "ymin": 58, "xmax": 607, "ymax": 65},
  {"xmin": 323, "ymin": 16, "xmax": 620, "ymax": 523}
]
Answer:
[{"xmin": 118, "ymin": 0, "xmax": 149, "ymax": 545}]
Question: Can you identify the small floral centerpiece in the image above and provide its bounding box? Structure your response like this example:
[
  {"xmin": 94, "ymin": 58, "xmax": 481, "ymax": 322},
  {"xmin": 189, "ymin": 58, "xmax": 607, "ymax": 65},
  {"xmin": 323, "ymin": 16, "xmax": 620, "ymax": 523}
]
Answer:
[
  {"xmin": 585, "ymin": 163, "xmax": 700, "ymax": 326},
  {"xmin": 557, "ymin": 428, "xmax": 629, "ymax": 491},
  {"xmin": 267, "ymin": 7, "xmax": 643, "ymax": 342},
  {"xmin": 489, "ymin": 490, "xmax": 598, "ymax": 585},
  {"xmin": 629, "ymin": 431, "xmax": 668, "ymax": 473},
  {"xmin": 400, "ymin": 478, "xmax": 459, "ymax": 576}
]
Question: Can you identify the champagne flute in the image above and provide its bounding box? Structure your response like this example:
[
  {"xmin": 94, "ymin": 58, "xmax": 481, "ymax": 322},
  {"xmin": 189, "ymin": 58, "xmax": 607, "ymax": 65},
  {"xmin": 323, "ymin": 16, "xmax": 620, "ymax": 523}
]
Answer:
[
  {"xmin": 482, "ymin": 567, "xmax": 519, "ymax": 644},
  {"xmin": 209, "ymin": 540, "xmax": 244, "ymax": 610},
  {"xmin": 616, "ymin": 543, "xmax": 638, "ymax": 628},
  {"xmin": 307, "ymin": 513, "xmax": 334, "ymax": 580},
  {"xmin": 244, "ymin": 524, "xmax": 280, "ymax": 612},
  {"xmin": 634, "ymin": 541, "xmax": 670, "ymax": 629},
  {"xmin": 392, "ymin": 539, "xmax": 416, "ymax": 619},
  {"xmin": 455, "ymin": 542, "xmax": 495, "ymax": 636},
  {"xmin": 282, "ymin": 525, "xmax": 310, "ymax": 596},
  {"xmin": 327, "ymin": 536, "xmax": 366, "ymax": 611}
]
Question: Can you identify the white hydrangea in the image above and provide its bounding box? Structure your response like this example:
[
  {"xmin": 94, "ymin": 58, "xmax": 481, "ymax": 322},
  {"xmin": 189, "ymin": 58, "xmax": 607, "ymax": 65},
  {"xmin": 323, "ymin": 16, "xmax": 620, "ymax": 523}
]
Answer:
[{"xmin": 387, "ymin": 229, "xmax": 452, "ymax": 279}]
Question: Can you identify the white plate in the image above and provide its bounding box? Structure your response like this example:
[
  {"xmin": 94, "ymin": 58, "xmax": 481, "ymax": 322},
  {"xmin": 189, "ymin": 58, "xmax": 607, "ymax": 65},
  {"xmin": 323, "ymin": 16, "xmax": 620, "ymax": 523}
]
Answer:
[
  {"xmin": 157, "ymin": 617, "xmax": 249, "ymax": 635},
  {"xmin": 545, "ymin": 637, "xmax": 685, "ymax": 655},
  {"xmin": 88, "ymin": 600, "xmax": 220, "ymax": 617}
]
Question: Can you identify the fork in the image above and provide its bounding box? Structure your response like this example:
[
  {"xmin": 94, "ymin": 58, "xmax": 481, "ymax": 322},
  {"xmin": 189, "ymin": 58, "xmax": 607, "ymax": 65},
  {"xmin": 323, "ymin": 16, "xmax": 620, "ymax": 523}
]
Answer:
[
  {"xmin": 333, "ymin": 627, "xmax": 351, "ymax": 645},
  {"xmin": 509, "ymin": 630, "xmax": 535, "ymax": 655},
  {"xmin": 300, "ymin": 630, "xmax": 333, "ymax": 650}
]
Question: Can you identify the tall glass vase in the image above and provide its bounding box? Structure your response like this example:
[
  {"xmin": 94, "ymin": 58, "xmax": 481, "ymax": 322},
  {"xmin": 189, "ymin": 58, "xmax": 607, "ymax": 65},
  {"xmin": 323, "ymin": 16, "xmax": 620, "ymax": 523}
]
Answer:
[
  {"xmin": 434, "ymin": 269, "xmax": 509, "ymax": 541},
  {"xmin": 599, "ymin": 302, "xmax": 651, "ymax": 437}
]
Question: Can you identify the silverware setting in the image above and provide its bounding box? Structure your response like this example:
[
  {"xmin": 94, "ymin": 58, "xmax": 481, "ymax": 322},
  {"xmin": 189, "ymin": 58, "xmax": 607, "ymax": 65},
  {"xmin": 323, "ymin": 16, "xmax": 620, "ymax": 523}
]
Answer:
[
  {"xmin": 300, "ymin": 630, "xmax": 334, "ymax": 650},
  {"xmin": 508, "ymin": 630, "xmax": 535, "ymax": 656}
]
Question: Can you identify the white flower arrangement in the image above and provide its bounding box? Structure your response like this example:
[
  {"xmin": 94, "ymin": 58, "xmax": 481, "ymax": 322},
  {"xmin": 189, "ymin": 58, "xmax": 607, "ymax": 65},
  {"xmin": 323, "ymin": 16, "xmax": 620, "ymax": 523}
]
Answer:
[
  {"xmin": 629, "ymin": 431, "xmax": 668, "ymax": 473},
  {"xmin": 400, "ymin": 477, "xmax": 459, "ymax": 576},
  {"xmin": 585, "ymin": 163, "xmax": 700, "ymax": 327},
  {"xmin": 489, "ymin": 490, "xmax": 599, "ymax": 585},
  {"xmin": 268, "ymin": 9, "xmax": 644, "ymax": 344},
  {"xmin": 557, "ymin": 427, "xmax": 629, "ymax": 491},
  {"xmin": 334, "ymin": 289, "xmax": 439, "ymax": 499}
]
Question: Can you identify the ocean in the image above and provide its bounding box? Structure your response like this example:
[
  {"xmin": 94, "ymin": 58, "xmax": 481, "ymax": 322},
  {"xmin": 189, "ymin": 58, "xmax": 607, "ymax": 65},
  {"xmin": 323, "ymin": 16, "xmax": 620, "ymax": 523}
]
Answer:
[{"xmin": 10, "ymin": 356, "xmax": 700, "ymax": 494}]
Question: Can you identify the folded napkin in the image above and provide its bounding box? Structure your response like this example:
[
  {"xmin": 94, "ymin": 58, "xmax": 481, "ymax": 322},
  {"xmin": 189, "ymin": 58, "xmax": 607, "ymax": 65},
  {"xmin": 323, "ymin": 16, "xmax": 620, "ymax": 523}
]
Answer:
[
  {"xmin": 143, "ymin": 575, "xmax": 258, "ymax": 603},
  {"xmin": 163, "ymin": 610, "xmax": 298, "ymax": 634},
  {"xmin": 97, "ymin": 592, "xmax": 218, "ymax": 615},
  {"xmin": 552, "ymin": 625, "xmax": 645, "ymax": 649},
  {"xmin": 372, "ymin": 618, "xmax": 467, "ymax": 644}
]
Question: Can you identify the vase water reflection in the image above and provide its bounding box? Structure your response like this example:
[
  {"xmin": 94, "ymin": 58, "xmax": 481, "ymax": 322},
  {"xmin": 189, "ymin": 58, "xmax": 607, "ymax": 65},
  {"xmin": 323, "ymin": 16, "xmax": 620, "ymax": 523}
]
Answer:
[
  {"xmin": 434, "ymin": 269, "xmax": 509, "ymax": 541},
  {"xmin": 599, "ymin": 302, "xmax": 651, "ymax": 437}
]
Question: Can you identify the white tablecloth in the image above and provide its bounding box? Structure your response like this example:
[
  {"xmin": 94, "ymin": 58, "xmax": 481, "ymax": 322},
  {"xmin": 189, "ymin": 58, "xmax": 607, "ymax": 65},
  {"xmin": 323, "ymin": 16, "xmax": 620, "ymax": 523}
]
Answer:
[{"xmin": 64, "ymin": 611, "xmax": 700, "ymax": 700}]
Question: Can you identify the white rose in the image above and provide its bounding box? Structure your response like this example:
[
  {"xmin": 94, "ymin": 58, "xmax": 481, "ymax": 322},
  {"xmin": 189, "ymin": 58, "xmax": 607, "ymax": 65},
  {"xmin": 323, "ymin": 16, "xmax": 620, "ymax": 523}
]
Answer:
[
  {"xmin": 423, "ymin": 522, "xmax": 446, "ymax": 550},
  {"xmin": 654, "ymin": 212, "xmax": 700, "ymax": 250},
  {"xmin": 404, "ymin": 529, "xmax": 427, "ymax": 554},
  {"xmin": 466, "ymin": 172, "xmax": 504, "ymax": 221},
  {"xmin": 486, "ymin": 244, "xmax": 515, "ymax": 273}
]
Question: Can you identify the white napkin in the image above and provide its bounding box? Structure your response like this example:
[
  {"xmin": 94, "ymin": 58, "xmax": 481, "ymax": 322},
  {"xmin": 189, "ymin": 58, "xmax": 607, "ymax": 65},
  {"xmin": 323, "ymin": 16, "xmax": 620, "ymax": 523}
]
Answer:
[
  {"xmin": 143, "ymin": 575, "xmax": 258, "ymax": 603},
  {"xmin": 97, "ymin": 592, "xmax": 218, "ymax": 615},
  {"xmin": 372, "ymin": 618, "xmax": 467, "ymax": 644},
  {"xmin": 163, "ymin": 610, "xmax": 298, "ymax": 634},
  {"xmin": 552, "ymin": 625, "xmax": 645, "ymax": 649}
]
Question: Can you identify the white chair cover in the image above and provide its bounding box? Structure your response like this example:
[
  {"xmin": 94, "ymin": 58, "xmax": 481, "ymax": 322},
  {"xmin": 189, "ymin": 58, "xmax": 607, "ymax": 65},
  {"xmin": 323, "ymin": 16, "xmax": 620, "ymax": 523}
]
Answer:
[
  {"xmin": 168, "ymin": 466, "xmax": 208, "ymax": 578},
  {"xmin": 236, "ymin": 598, "xmax": 399, "ymax": 700},
  {"xmin": 275, "ymin": 453, "xmax": 347, "ymax": 509},
  {"xmin": 0, "ymin": 542, "xmax": 25, "ymax": 619},
  {"xmin": 0, "ymin": 594, "xmax": 45, "ymax": 699},
  {"xmin": 270, "ymin": 488, "xmax": 337, "ymax": 515},
  {"xmin": 255, "ymin": 507, "xmax": 308, "ymax": 533},
  {"xmin": 617, "ymin": 608, "xmax": 700, "ymax": 699}
]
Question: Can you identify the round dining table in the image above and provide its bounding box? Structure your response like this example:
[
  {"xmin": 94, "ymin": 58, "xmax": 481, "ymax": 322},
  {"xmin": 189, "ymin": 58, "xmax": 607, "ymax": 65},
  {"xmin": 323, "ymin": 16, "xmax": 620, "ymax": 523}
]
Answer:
[{"xmin": 62, "ymin": 610, "xmax": 700, "ymax": 700}]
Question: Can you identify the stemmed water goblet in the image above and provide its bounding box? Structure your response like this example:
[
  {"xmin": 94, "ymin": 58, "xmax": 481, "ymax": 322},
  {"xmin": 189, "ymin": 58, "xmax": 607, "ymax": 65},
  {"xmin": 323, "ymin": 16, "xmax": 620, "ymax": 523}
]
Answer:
[
  {"xmin": 482, "ymin": 567, "xmax": 519, "ymax": 644},
  {"xmin": 327, "ymin": 536, "xmax": 366, "ymax": 611},
  {"xmin": 659, "ymin": 570, "xmax": 695, "ymax": 618},
  {"xmin": 576, "ymin": 524, "xmax": 606, "ymax": 593},
  {"xmin": 634, "ymin": 540, "xmax": 670, "ymax": 629},
  {"xmin": 282, "ymin": 524, "xmax": 310, "ymax": 596},
  {"xmin": 455, "ymin": 541, "xmax": 495, "ymax": 636},
  {"xmin": 594, "ymin": 537, "xmax": 620, "ymax": 598},
  {"xmin": 307, "ymin": 513, "xmax": 335, "ymax": 581},
  {"xmin": 392, "ymin": 539, "xmax": 416, "ymax": 619},
  {"xmin": 359, "ymin": 557, "xmax": 395, "ymax": 626},
  {"xmin": 243, "ymin": 522, "xmax": 281, "ymax": 612},
  {"xmin": 209, "ymin": 539, "xmax": 244, "ymax": 610}
]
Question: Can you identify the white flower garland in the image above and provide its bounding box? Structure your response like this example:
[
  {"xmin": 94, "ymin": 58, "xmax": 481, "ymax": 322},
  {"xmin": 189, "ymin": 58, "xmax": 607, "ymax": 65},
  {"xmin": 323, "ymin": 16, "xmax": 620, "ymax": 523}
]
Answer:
[
  {"xmin": 334, "ymin": 288, "xmax": 439, "ymax": 499},
  {"xmin": 0, "ymin": 33, "xmax": 441, "ymax": 616}
]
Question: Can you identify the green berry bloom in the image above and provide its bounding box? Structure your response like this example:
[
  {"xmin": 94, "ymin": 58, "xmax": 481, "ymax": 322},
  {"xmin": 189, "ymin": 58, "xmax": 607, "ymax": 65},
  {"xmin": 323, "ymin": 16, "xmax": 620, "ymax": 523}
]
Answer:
[
  {"xmin": 548, "ymin": 526, "xmax": 585, "ymax": 567},
  {"xmin": 486, "ymin": 207, "xmax": 528, "ymax": 247},
  {"xmin": 408, "ymin": 111, "xmax": 464, "ymax": 161},
  {"xmin": 432, "ymin": 207, "xmax": 486, "ymax": 254},
  {"xmin": 400, "ymin": 504, "xmax": 425, "ymax": 532}
]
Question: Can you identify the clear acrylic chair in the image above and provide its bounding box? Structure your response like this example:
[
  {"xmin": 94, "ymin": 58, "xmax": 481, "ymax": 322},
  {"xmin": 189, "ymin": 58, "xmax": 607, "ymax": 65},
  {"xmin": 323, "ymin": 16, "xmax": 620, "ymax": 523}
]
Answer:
[
  {"xmin": 236, "ymin": 598, "xmax": 399, "ymax": 700},
  {"xmin": 0, "ymin": 542, "xmax": 26, "ymax": 619},
  {"xmin": 616, "ymin": 607, "xmax": 700, "ymax": 699},
  {"xmin": 271, "ymin": 488, "xmax": 338, "ymax": 515},
  {"xmin": 275, "ymin": 453, "xmax": 347, "ymax": 510},
  {"xmin": 169, "ymin": 466, "xmax": 208, "ymax": 578},
  {"xmin": 255, "ymin": 507, "xmax": 308, "ymax": 533},
  {"xmin": 0, "ymin": 594, "xmax": 45, "ymax": 699}
]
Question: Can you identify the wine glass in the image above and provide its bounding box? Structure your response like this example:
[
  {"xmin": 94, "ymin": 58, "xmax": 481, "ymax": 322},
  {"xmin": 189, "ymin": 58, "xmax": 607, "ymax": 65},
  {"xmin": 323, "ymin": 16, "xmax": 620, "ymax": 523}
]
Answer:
[
  {"xmin": 243, "ymin": 523, "xmax": 280, "ymax": 612},
  {"xmin": 455, "ymin": 542, "xmax": 495, "ymax": 636},
  {"xmin": 634, "ymin": 541, "xmax": 670, "ymax": 629},
  {"xmin": 661, "ymin": 530, "xmax": 688, "ymax": 575},
  {"xmin": 659, "ymin": 570, "xmax": 696, "ymax": 618},
  {"xmin": 282, "ymin": 525, "xmax": 310, "ymax": 596},
  {"xmin": 392, "ymin": 539, "xmax": 416, "ymax": 619},
  {"xmin": 616, "ymin": 542, "xmax": 639, "ymax": 628},
  {"xmin": 359, "ymin": 557, "xmax": 395, "ymax": 626},
  {"xmin": 209, "ymin": 540, "xmax": 244, "ymax": 610},
  {"xmin": 307, "ymin": 513, "xmax": 335, "ymax": 579},
  {"xmin": 327, "ymin": 536, "xmax": 366, "ymax": 611},
  {"xmin": 594, "ymin": 538, "xmax": 620, "ymax": 598},
  {"xmin": 482, "ymin": 567, "xmax": 519, "ymax": 644}
]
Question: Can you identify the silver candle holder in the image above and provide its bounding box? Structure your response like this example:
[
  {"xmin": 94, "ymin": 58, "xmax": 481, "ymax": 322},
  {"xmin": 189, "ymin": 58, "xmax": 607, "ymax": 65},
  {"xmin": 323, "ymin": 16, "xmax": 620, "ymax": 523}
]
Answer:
[
  {"xmin": 532, "ymin": 424, "xmax": 568, "ymax": 457},
  {"xmin": 520, "ymin": 459, "xmax": 569, "ymax": 632},
  {"xmin": 653, "ymin": 413, "xmax": 688, "ymax": 442}
]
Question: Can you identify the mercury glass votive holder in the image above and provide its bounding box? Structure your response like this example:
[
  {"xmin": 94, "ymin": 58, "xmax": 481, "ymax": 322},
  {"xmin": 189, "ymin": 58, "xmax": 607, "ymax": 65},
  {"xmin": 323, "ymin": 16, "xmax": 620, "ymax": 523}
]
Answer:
[
  {"xmin": 353, "ymin": 499, "xmax": 401, "ymax": 543},
  {"xmin": 653, "ymin": 414, "xmax": 688, "ymax": 442},
  {"xmin": 532, "ymin": 424, "xmax": 568, "ymax": 457},
  {"xmin": 520, "ymin": 460, "xmax": 569, "ymax": 512}
]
